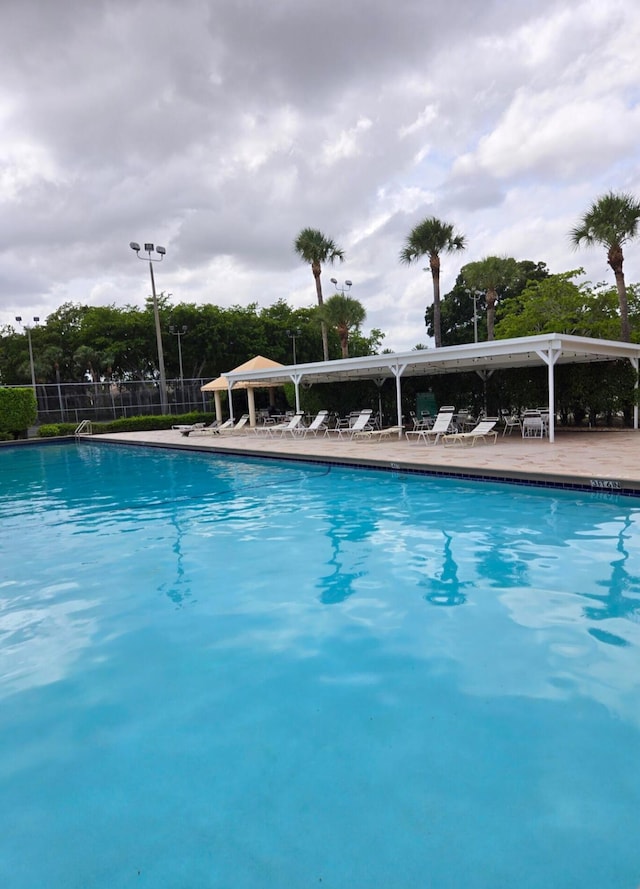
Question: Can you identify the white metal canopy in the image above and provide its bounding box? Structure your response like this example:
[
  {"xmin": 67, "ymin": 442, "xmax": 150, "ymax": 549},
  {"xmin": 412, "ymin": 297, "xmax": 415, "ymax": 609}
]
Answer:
[{"xmin": 222, "ymin": 334, "xmax": 640, "ymax": 442}]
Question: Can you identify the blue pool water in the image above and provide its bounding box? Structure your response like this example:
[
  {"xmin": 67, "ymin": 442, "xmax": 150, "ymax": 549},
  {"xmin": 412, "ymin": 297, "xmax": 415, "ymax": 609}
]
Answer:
[{"xmin": 1, "ymin": 442, "xmax": 639, "ymax": 888}]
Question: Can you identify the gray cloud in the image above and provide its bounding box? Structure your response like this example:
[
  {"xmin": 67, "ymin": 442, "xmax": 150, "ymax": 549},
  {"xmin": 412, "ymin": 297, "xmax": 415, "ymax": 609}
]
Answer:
[{"xmin": 0, "ymin": 0, "xmax": 638, "ymax": 349}]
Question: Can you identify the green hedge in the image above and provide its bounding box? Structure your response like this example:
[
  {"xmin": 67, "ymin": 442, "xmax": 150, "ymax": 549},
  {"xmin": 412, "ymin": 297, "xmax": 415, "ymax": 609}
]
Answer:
[
  {"xmin": 38, "ymin": 412, "xmax": 216, "ymax": 438},
  {"xmin": 0, "ymin": 388, "xmax": 37, "ymax": 438}
]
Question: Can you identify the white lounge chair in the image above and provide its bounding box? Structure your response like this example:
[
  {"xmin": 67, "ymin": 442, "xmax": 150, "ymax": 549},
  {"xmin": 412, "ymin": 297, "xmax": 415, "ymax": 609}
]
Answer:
[
  {"xmin": 173, "ymin": 422, "xmax": 206, "ymax": 436},
  {"xmin": 174, "ymin": 420, "xmax": 226, "ymax": 437},
  {"xmin": 442, "ymin": 417, "xmax": 499, "ymax": 447},
  {"xmin": 328, "ymin": 409, "xmax": 373, "ymax": 439},
  {"xmin": 405, "ymin": 407, "xmax": 455, "ymax": 445},
  {"xmin": 266, "ymin": 411, "xmax": 305, "ymax": 436},
  {"xmin": 218, "ymin": 414, "xmax": 250, "ymax": 434},
  {"xmin": 296, "ymin": 410, "xmax": 329, "ymax": 438},
  {"xmin": 354, "ymin": 425, "xmax": 403, "ymax": 442}
]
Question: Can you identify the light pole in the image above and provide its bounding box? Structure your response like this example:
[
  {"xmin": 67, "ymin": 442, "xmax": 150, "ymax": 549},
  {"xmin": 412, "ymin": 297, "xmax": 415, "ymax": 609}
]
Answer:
[
  {"xmin": 169, "ymin": 324, "xmax": 188, "ymax": 387},
  {"xmin": 465, "ymin": 288, "xmax": 481, "ymax": 343},
  {"xmin": 286, "ymin": 328, "xmax": 302, "ymax": 364},
  {"xmin": 130, "ymin": 242, "xmax": 169, "ymax": 414},
  {"xmin": 15, "ymin": 315, "xmax": 39, "ymax": 394},
  {"xmin": 330, "ymin": 277, "xmax": 353, "ymax": 296}
]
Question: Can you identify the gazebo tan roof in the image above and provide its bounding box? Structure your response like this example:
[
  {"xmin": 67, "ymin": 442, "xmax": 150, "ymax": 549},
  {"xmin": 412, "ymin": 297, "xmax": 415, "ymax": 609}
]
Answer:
[
  {"xmin": 200, "ymin": 355, "xmax": 285, "ymax": 392},
  {"xmin": 221, "ymin": 334, "xmax": 640, "ymax": 442}
]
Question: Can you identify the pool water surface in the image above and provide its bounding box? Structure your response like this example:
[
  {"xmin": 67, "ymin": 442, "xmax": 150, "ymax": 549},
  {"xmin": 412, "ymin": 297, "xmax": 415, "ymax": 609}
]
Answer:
[{"xmin": 1, "ymin": 442, "xmax": 639, "ymax": 888}]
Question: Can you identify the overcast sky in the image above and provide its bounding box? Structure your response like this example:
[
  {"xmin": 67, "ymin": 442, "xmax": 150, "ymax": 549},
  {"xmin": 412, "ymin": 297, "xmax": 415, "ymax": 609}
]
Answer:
[{"xmin": 1, "ymin": 0, "xmax": 639, "ymax": 352}]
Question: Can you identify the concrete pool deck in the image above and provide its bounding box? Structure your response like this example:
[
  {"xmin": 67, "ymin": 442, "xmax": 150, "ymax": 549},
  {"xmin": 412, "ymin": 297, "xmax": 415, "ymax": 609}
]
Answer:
[{"xmin": 90, "ymin": 427, "xmax": 640, "ymax": 494}]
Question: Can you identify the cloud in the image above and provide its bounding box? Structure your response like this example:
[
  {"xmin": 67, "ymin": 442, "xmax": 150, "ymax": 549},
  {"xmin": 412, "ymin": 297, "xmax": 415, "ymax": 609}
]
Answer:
[{"xmin": 0, "ymin": 0, "xmax": 639, "ymax": 350}]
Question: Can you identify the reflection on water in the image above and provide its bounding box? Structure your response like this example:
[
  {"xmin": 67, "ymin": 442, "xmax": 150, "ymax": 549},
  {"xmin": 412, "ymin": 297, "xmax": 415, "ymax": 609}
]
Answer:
[{"xmin": 421, "ymin": 531, "xmax": 470, "ymax": 606}]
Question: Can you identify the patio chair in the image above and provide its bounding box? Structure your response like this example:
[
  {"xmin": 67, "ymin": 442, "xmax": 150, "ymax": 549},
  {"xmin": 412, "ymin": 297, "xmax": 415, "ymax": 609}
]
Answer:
[
  {"xmin": 405, "ymin": 407, "xmax": 455, "ymax": 445},
  {"xmin": 522, "ymin": 410, "xmax": 545, "ymax": 438},
  {"xmin": 296, "ymin": 410, "xmax": 330, "ymax": 438},
  {"xmin": 265, "ymin": 411, "xmax": 305, "ymax": 436},
  {"xmin": 502, "ymin": 414, "xmax": 522, "ymax": 436},
  {"xmin": 328, "ymin": 409, "xmax": 374, "ymax": 439},
  {"xmin": 442, "ymin": 417, "xmax": 499, "ymax": 447}
]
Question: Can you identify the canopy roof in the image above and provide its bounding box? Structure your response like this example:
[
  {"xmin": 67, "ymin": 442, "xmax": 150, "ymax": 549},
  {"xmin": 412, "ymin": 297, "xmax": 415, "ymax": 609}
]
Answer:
[
  {"xmin": 223, "ymin": 334, "xmax": 640, "ymax": 387},
  {"xmin": 201, "ymin": 355, "xmax": 285, "ymax": 391},
  {"xmin": 219, "ymin": 334, "xmax": 640, "ymax": 442}
]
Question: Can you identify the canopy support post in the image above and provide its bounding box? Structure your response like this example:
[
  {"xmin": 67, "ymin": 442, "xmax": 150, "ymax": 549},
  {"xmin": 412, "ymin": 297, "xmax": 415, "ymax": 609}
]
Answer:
[
  {"xmin": 536, "ymin": 345, "xmax": 560, "ymax": 442},
  {"xmin": 631, "ymin": 357, "xmax": 639, "ymax": 430},
  {"xmin": 390, "ymin": 363, "xmax": 407, "ymax": 436},
  {"xmin": 290, "ymin": 373, "xmax": 303, "ymax": 413}
]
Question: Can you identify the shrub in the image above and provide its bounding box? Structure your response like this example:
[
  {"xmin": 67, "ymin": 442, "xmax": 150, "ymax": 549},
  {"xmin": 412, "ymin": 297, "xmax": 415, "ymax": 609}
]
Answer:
[
  {"xmin": 37, "ymin": 412, "xmax": 216, "ymax": 438},
  {"xmin": 0, "ymin": 388, "xmax": 37, "ymax": 438},
  {"xmin": 38, "ymin": 424, "xmax": 64, "ymax": 437}
]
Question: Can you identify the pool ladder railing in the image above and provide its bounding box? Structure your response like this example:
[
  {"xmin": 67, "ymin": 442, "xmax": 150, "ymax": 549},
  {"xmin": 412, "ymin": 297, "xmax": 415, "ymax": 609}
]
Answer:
[{"xmin": 75, "ymin": 420, "xmax": 93, "ymax": 437}]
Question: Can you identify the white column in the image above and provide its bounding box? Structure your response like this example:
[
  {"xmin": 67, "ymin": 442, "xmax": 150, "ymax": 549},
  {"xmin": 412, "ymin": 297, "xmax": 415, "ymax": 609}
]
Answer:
[
  {"xmin": 214, "ymin": 391, "xmax": 222, "ymax": 423},
  {"xmin": 247, "ymin": 387, "xmax": 257, "ymax": 426}
]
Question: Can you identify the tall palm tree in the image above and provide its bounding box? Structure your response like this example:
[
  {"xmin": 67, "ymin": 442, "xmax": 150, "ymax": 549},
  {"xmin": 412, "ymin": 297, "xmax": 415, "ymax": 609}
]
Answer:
[
  {"xmin": 399, "ymin": 216, "xmax": 466, "ymax": 348},
  {"xmin": 294, "ymin": 228, "xmax": 345, "ymax": 361},
  {"xmin": 570, "ymin": 190, "xmax": 640, "ymax": 342},
  {"xmin": 463, "ymin": 256, "xmax": 518, "ymax": 341},
  {"xmin": 318, "ymin": 293, "xmax": 366, "ymax": 358}
]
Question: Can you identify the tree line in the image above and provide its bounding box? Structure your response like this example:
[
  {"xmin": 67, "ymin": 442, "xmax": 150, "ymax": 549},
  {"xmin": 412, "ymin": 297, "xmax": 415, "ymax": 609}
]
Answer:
[{"xmin": 1, "ymin": 296, "xmax": 382, "ymax": 386}]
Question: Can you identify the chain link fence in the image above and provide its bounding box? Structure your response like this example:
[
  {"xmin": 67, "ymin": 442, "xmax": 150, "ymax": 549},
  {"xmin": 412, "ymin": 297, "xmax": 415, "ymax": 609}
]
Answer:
[{"xmin": 18, "ymin": 378, "xmax": 214, "ymax": 424}]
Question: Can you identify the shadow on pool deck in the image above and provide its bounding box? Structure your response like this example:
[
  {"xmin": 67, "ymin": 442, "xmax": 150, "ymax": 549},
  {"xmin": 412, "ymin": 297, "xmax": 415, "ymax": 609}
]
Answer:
[{"xmin": 89, "ymin": 427, "xmax": 640, "ymax": 493}]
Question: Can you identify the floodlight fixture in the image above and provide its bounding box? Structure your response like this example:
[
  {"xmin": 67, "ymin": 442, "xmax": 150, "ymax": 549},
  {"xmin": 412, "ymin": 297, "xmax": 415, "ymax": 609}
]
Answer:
[
  {"xmin": 130, "ymin": 239, "xmax": 169, "ymax": 413},
  {"xmin": 331, "ymin": 278, "xmax": 353, "ymax": 295}
]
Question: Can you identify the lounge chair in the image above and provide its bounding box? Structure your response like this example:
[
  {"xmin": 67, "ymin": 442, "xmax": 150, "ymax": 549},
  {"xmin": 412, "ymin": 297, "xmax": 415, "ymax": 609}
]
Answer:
[
  {"xmin": 405, "ymin": 407, "xmax": 455, "ymax": 445},
  {"xmin": 442, "ymin": 417, "xmax": 499, "ymax": 447},
  {"xmin": 296, "ymin": 410, "xmax": 329, "ymax": 438},
  {"xmin": 217, "ymin": 414, "xmax": 250, "ymax": 434},
  {"xmin": 173, "ymin": 422, "xmax": 206, "ymax": 437},
  {"xmin": 265, "ymin": 411, "xmax": 305, "ymax": 436},
  {"xmin": 328, "ymin": 409, "xmax": 373, "ymax": 439},
  {"xmin": 173, "ymin": 420, "xmax": 225, "ymax": 437},
  {"xmin": 353, "ymin": 425, "xmax": 403, "ymax": 442}
]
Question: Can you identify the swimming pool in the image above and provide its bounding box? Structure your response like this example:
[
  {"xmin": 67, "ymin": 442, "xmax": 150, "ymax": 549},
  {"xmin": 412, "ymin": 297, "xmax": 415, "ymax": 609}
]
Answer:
[{"xmin": 1, "ymin": 442, "xmax": 639, "ymax": 888}]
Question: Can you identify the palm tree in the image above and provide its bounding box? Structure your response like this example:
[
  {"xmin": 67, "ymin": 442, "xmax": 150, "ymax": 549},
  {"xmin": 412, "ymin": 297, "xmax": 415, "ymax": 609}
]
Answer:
[
  {"xmin": 399, "ymin": 216, "xmax": 466, "ymax": 348},
  {"xmin": 463, "ymin": 256, "xmax": 518, "ymax": 341},
  {"xmin": 318, "ymin": 293, "xmax": 366, "ymax": 358},
  {"xmin": 570, "ymin": 190, "xmax": 640, "ymax": 342},
  {"xmin": 294, "ymin": 228, "xmax": 345, "ymax": 361}
]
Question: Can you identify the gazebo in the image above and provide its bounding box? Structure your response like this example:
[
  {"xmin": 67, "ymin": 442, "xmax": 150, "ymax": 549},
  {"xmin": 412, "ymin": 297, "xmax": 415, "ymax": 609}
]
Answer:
[{"xmin": 200, "ymin": 355, "xmax": 285, "ymax": 427}]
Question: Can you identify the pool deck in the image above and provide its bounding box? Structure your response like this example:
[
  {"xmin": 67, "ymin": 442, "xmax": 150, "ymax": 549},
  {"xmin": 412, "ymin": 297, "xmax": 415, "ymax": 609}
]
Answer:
[{"xmin": 90, "ymin": 427, "xmax": 640, "ymax": 494}]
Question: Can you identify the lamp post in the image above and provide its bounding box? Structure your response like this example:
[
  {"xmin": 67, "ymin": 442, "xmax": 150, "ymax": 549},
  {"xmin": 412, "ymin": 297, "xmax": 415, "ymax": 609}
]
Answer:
[
  {"xmin": 286, "ymin": 328, "xmax": 302, "ymax": 364},
  {"xmin": 15, "ymin": 315, "xmax": 39, "ymax": 393},
  {"xmin": 169, "ymin": 324, "xmax": 188, "ymax": 387},
  {"xmin": 130, "ymin": 241, "xmax": 169, "ymax": 414},
  {"xmin": 330, "ymin": 277, "xmax": 353, "ymax": 296},
  {"xmin": 465, "ymin": 288, "xmax": 481, "ymax": 343}
]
